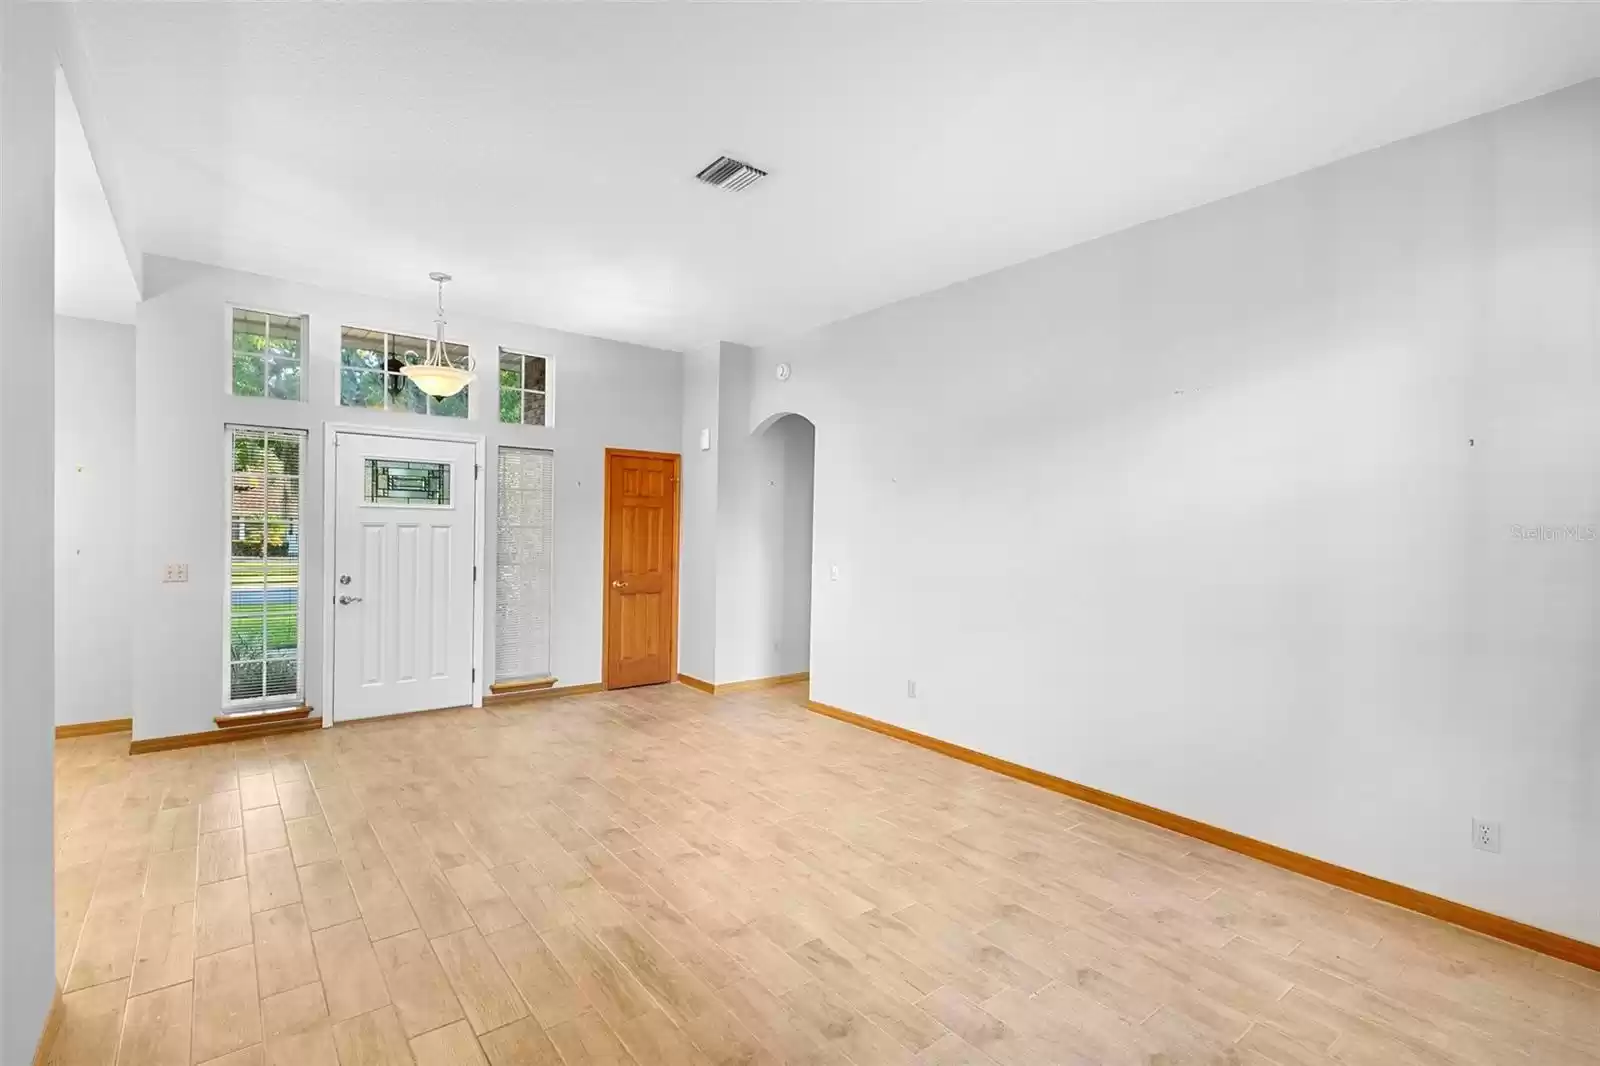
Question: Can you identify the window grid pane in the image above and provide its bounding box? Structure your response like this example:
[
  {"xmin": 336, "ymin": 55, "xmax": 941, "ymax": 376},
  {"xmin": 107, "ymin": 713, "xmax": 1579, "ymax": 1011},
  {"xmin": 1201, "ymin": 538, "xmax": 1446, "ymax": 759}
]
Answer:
[
  {"xmin": 232, "ymin": 309, "xmax": 303, "ymax": 401},
  {"xmin": 498, "ymin": 349, "xmax": 548, "ymax": 426},
  {"xmin": 340, "ymin": 326, "xmax": 469, "ymax": 419},
  {"xmin": 228, "ymin": 427, "xmax": 305, "ymax": 705}
]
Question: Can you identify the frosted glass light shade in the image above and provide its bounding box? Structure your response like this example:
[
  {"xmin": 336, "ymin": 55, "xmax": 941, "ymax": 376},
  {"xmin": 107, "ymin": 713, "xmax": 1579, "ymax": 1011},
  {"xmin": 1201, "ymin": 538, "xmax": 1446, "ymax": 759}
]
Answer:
[{"xmin": 400, "ymin": 363, "xmax": 474, "ymax": 397}]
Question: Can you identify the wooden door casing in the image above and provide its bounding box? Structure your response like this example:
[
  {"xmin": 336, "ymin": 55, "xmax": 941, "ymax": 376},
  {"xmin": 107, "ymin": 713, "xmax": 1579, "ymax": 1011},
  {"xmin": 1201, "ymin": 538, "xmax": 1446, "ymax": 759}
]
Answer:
[{"xmin": 602, "ymin": 449, "xmax": 681, "ymax": 689}]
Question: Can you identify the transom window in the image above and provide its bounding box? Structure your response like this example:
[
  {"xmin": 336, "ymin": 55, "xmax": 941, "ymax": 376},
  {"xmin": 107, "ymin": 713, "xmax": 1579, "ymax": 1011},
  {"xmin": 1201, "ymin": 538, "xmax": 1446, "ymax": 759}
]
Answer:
[
  {"xmin": 340, "ymin": 326, "xmax": 469, "ymax": 418},
  {"xmin": 227, "ymin": 426, "xmax": 305, "ymax": 706},
  {"xmin": 498, "ymin": 350, "xmax": 549, "ymax": 426},
  {"xmin": 231, "ymin": 308, "xmax": 304, "ymax": 400}
]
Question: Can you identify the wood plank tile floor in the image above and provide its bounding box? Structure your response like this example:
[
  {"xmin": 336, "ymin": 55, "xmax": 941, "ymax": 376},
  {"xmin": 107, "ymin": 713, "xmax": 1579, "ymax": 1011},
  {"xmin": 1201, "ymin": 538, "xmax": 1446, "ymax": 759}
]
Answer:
[{"xmin": 51, "ymin": 681, "xmax": 1600, "ymax": 1065}]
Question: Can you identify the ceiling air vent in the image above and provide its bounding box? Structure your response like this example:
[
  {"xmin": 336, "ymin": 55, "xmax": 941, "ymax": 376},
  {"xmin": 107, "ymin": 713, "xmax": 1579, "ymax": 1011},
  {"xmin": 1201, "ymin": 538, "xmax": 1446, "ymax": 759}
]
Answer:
[{"xmin": 695, "ymin": 155, "xmax": 767, "ymax": 192}]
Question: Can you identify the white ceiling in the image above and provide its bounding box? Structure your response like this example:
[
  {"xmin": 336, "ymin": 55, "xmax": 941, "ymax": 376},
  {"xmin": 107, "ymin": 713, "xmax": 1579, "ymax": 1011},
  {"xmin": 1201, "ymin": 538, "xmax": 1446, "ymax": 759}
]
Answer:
[
  {"xmin": 71, "ymin": 3, "xmax": 1600, "ymax": 351},
  {"xmin": 56, "ymin": 70, "xmax": 138, "ymax": 325}
]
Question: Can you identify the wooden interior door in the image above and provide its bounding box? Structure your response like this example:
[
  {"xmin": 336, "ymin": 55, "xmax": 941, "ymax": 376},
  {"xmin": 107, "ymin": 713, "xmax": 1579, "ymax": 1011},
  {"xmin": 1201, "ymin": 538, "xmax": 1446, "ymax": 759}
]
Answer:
[{"xmin": 603, "ymin": 449, "xmax": 680, "ymax": 689}]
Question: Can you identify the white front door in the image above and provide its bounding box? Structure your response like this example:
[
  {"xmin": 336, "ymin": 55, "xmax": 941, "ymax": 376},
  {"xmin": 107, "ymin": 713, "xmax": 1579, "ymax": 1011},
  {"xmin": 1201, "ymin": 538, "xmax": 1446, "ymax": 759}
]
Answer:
[{"xmin": 333, "ymin": 432, "xmax": 477, "ymax": 721}]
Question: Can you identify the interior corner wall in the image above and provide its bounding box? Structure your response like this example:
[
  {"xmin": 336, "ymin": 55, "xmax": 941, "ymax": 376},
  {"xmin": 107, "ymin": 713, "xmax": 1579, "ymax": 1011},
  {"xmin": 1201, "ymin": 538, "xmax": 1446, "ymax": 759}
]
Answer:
[
  {"xmin": 747, "ymin": 80, "xmax": 1600, "ymax": 944},
  {"xmin": 0, "ymin": 0, "xmax": 59, "ymax": 1058},
  {"xmin": 712, "ymin": 345, "xmax": 815, "ymax": 685},
  {"xmin": 132, "ymin": 256, "xmax": 681, "ymax": 742},
  {"xmin": 55, "ymin": 315, "xmax": 133, "ymax": 727},
  {"xmin": 677, "ymin": 343, "xmax": 720, "ymax": 683}
]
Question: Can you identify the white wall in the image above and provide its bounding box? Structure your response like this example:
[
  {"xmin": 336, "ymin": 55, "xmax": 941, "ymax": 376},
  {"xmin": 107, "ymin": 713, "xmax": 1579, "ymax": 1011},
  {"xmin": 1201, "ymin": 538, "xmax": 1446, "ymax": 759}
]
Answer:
[
  {"xmin": 54, "ymin": 70, "xmax": 137, "ymax": 323},
  {"xmin": 55, "ymin": 315, "xmax": 133, "ymax": 726},
  {"xmin": 749, "ymin": 80, "xmax": 1600, "ymax": 944},
  {"xmin": 677, "ymin": 343, "xmax": 719, "ymax": 682},
  {"xmin": 0, "ymin": 0, "xmax": 58, "ymax": 1056},
  {"xmin": 134, "ymin": 256, "xmax": 680, "ymax": 741}
]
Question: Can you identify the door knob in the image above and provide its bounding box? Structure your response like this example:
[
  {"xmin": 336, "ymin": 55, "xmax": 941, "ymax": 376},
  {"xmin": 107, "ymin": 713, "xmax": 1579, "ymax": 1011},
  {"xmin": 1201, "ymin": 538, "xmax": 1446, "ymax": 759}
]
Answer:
[
  {"xmin": 611, "ymin": 580, "xmax": 628, "ymax": 589},
  {"xmin": 337, "ymin": 594, "xmax": 363, "ymax": 605}
]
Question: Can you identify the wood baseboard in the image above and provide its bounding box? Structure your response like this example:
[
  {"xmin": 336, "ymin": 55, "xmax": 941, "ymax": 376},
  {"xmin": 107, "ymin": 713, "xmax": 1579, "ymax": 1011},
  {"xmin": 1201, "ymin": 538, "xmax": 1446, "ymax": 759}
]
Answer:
[
  {"xmin": 676, "ymin": 673, "xmax": 716, "ymax": 694},
  {"xmin": 485, "ymin": 681, "xmax": 603, "ymax": 707},
  {"xmin": 32, "ymin": 983, "xmax": 62, "ymax": 1066},
  {"xmin": 129, "ymin": 715, "xmax": 323, "ymax": 755},
  {"xmin": 718, "ymin": 671, "xmax": 810, "ymax": 693},
  {"xmin": 806, "ymin": 698, "xmax": 1600, "ymax": 974},
  {"xmin": 489, "ymin": 676, "xmax": 557, "ymax": 696},
  {"xmin": 678, "ymin": 671, "xmax": 808, "ymax": 695},
  {"xmin": 214, "ymin": 705, "xmax": 311, "ymax": 729},
  {"xmin": 55, "ymin": 718, "xmax": 132, "ymax": 739}
]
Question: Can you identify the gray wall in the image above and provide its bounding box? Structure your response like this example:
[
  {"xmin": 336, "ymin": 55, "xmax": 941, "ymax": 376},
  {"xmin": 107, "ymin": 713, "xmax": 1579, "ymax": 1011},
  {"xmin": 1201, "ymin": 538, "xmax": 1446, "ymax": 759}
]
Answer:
[
  {"xmin": 750, "ymin": 80, "xmax": 1600, "ymax": 943},
  {"xmin": 55, "ymin": 315, "xmax": 133, "ymax": 726},
  {"xmin": 677, "ymin": 343, "xmax": 720, "ymax": 682},
  {"xmin": 1, "ymin": 0, "xmax": 59, "ymax": 1057},
  {"xmin": 715, "ymin": 350, "xmax": 816, "ymax": 685},
  {"xmin": 678, "ymin": 345, "xmax": 818, "ymax": 686},
  {"xmin": 133, "ymin": 256, "xmax": 681, "ymax": 741}
]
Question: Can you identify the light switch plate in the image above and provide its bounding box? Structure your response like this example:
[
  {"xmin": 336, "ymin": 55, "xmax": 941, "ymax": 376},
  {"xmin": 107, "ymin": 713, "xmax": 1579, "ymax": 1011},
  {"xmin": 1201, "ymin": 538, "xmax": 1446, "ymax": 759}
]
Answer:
[
  {"xmin": 163, "ymin": 563, "xmax": 189, "ymax": 583},
  {"xmin": 700, "ymin": 428, "xmax": 711, "ymax": 451}
]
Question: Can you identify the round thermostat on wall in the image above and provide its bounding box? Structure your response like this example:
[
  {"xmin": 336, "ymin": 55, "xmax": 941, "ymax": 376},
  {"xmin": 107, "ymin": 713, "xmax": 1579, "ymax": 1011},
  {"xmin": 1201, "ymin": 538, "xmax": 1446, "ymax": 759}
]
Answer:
[{"xmin": 775, "ymin": 362, "xmax": 791, "ymax": 381}]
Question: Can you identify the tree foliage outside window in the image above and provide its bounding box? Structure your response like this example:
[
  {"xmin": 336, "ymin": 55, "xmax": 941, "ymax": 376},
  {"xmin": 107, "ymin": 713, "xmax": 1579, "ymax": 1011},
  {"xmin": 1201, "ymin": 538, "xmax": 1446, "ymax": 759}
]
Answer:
[
  {"xmin": 340, "ymin": 326, "xmax": 469, "ymax": 418},
  {"xmin": 232, "ymin": 309, "xmax": 304, "ymax": 401},
  {"xmin": 498, "ymin": 350, "xmax": 548, "ymax": 426}
]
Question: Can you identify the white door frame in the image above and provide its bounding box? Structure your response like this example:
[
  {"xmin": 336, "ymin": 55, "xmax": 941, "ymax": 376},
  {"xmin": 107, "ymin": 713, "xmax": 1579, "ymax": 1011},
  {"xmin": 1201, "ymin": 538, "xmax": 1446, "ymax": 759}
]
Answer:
[{"xmin": 320, "ymin": 421, "xmax": 487, "ymax": 726}]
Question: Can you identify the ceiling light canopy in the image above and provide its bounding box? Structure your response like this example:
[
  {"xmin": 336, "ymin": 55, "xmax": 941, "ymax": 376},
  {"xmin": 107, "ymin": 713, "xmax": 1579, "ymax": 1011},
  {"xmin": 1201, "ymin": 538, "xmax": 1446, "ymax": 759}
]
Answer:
[{"xmin": 399, "ymin": 272, "xmax": 474, "ymax": 398}]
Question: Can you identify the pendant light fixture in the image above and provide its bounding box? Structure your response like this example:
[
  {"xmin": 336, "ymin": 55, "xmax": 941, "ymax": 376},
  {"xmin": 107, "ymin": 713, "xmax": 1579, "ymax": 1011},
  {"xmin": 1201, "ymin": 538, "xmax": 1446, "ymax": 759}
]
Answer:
[{"xmin": 399, "ymin": 271, "xmax": 475, "ymax": 398}]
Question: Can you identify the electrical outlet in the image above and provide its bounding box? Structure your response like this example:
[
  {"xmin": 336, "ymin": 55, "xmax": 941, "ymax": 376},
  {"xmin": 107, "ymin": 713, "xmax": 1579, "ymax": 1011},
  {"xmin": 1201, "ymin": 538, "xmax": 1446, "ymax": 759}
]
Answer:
[
  {"xmin": 907, "ymin": 679, "xmax": 917, "ymax": 698},
  {"xmin": 1472, "ymin": 818, "xmax": 1501, "ymax": 854},
  {"xmin": 162, "ymin": 563, "xmax": 189, "ymax": 583}
]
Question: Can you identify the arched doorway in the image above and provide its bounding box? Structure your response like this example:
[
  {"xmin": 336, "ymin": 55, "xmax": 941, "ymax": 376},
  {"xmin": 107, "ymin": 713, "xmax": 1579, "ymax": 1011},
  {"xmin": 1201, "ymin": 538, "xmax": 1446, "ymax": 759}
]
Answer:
[
  {"xmin": 713, "ymin": 410, "xmax": 815, "ymax": 686},
  {"xmin": 758, "ymin": 413, "xmax": 815, "ymax": 679}
]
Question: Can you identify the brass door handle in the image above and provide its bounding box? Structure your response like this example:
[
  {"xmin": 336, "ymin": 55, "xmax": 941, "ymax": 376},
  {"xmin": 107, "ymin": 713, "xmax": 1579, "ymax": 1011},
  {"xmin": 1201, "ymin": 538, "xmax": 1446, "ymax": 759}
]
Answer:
[{"xmin": 611, "ymin": 580, "xmax": 628, "ymax": 589}]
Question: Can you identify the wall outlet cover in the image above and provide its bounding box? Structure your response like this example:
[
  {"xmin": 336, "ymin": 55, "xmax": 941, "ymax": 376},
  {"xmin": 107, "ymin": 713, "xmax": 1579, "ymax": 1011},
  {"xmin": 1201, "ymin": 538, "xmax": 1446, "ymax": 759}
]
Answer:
[{"xmin": 1472, "ymin": 818, "xmax": 1502, "ymax": 854}]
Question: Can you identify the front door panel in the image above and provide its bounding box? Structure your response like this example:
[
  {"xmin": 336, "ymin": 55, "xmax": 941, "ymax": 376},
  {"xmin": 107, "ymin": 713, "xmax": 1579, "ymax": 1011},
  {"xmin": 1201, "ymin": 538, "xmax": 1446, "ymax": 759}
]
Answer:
[{"xmin": 334, "ymin": 433, "xmax": 477, "ymax": 721}]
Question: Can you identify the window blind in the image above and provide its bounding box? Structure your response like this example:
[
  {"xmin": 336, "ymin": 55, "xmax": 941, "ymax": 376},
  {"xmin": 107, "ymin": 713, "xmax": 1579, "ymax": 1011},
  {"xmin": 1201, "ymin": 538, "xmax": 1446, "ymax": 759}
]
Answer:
[
  {"xmin": 495, "ymin": 447, "xmax": 554, "ymax": 681},
  {"xmin": 227, "ymin": 426, "xmax": 306, "ymax": 705}
]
